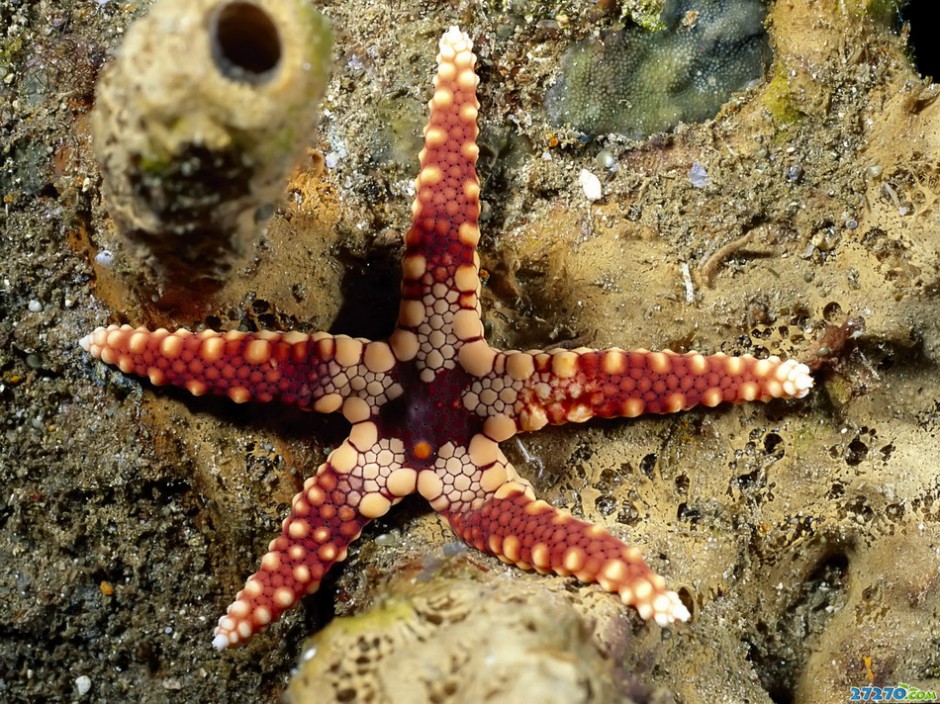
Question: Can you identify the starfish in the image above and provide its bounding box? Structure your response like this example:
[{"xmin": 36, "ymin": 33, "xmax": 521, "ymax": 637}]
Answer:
[{"xmin": 81, "ymin": 27, "xmax": 813, "ymax": 649}]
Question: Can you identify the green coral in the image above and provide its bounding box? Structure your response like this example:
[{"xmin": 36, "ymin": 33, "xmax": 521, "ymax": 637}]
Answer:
[{"xmin": 546, "ymin": 0, "xmax": 771, "ymax": 138}]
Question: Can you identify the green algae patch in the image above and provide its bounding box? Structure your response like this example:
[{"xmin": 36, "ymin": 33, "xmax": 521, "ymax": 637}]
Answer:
[
  {"xmin": 0, "ymin": 35, "xmax": 25, "ymax": 75},
  {"xmin": 546, "ymin": 0, "xmax": 771, "ymax": 138},
  {"xmin": 620, "ymin": 0, "xmax": 668, "ymax": 29},
  {"xmin": 761, "ymin": 65, "xmax": 806, "ymax": 128}
]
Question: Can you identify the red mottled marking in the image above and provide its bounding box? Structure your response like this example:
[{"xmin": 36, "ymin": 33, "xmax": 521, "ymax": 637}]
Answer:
[
  {"xmin": 81, "ymin": 326, "xmax": 351, "ymax": 408},
  {"xmin": 401, "ymin": 43, "xmax": 480, "ymax": 289}
]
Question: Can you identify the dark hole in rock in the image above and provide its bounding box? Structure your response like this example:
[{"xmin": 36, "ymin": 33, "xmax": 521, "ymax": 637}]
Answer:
[
  {"xmin": 211, "ymin": 1, "xmax": 282, "ymax": 84},
  {"xmin": 763, "ymin": 432, "xmax": 784, "ymax": 456},
  {"xmin": 902, "ymin": 0, "xmax": 940, "ymax": 79}
]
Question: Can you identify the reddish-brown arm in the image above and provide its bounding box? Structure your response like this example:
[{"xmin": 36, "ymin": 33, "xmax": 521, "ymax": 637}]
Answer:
[
  {"xmin": 458, "ymin": 347, "xmax": 814, "ymax": 441},
  {"xmin": 211, "ymin": 416, "xmax": 418, "ymax": 649},
  {"xmin": 81, "ymin": 324, "xmax": 402, "ymax": 411}
]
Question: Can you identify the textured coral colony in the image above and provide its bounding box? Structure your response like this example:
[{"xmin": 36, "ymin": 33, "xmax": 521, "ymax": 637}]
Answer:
[
  {"xmin": 548, "ymin": 0, "xmax": 770, "ymax": 137},
  {"xmin": 82, "ymin": 8, "xmax": 813, "ymax": 650}
]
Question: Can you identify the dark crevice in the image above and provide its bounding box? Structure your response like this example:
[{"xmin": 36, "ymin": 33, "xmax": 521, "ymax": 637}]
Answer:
[
  {"xmin": 330, "ymin": 247, "xmax": 401, "ymax": 340},
  {"xmin": 902, "ymin": 0, "xmax": 940, "ymax": 79},
  {"xmin": 748, "ymin": 549, "xmax": 850, "ymax": 704}
]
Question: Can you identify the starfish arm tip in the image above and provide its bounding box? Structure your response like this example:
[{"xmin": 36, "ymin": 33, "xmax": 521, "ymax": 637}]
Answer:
[
  {"xmin": 211, "ymin": 633, "xmax": 231, "ymax": 651},
  {"xmin": 779, "ymin": 359, "xmax": 815, "ymax": 398},
  {"xmin": 629, "ymin": 584, "xmax": 691, "ymax": 627},
  {"xmin": 665, "ymin": 593, "xmax": 691, "ymax": 623},
  {"xmin": 442, "ymin": 25, "xmax": 470, "ymax": 47}
]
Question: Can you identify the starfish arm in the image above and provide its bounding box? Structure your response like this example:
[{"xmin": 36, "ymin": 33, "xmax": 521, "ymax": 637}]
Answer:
[
  {"xmin": 213, "ymin": 426, "xmax": 415, "ymax": 648},
  {"xmin": 427, "ymin": 437, "xmax": 690, "ymax": 626},
  {"xmin": 462, "ymin": 347, "xmax": 814, "ymax": 435},
  {"xmin": 80, "ymin": 324, "xmax": 401, "ymax": 411},
  {"xmin": 393, "ymin": 27, "xmax": 486, "ymax": 383}
]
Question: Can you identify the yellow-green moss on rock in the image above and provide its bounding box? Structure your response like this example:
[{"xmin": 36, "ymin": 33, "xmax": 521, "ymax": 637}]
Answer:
[{"xmin": 761, "ymin": 65, "xmax": 806, "ymax": 127}]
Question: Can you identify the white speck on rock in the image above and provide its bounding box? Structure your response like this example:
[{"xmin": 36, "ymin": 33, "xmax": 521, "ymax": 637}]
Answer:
[
  {"xmin": 75, "ymin": 675, "xmax": 92, "ymax": 696},
  {"xmin": 680, "ymin": 262, "xmax": 695, "ymax": 303},
  {"xmin": 27, "ymin": 299, "xmax": 42, "ymax": 313},
  {"xmin": 324, "ymin": 151, "xmax": 342, "ymax": 169},
  {"xmin": 689, "ymin": 162, "xmax": 710, "ymax": 187},
  {"xmin": 579, "ymin": 168, "xmax": 602, "ymax": 201}
]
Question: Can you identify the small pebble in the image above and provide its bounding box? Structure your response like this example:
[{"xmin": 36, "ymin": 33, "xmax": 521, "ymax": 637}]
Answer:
[
  {"xmin": 94, "ymin": 250, "xmax": 114, "ymax": 267},
  {"xmin": 75, "ymin": 675, "xmax": 92, "ymax": 696},
  {"xmin": 689, "ymin": 162, "xmax": 710, "ymax": 188},
  {"xmin": 374, "ymin": 528, "xmax": 401, "ymax": 547},
  {"xmin": 595, "ymin": 150, "xmax": 616, "ymax": 170},
  {"xmin": 579, "ymin": 168, "xmax": 602, "ymax": 201},
  {"xmin": 28, "ymin": 299, "xmax": 42, "ymax": 312},
  {"xmin": 254, "ymin": 203, "xmax": 275, "ymax": 222},
  {"xmin": 442, "ymin": 541, "xmax": 467, "ymax": 557}
]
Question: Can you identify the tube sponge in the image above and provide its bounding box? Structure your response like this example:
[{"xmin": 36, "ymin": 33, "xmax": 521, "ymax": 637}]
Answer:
[{"xmin": 92, "ymin": 0, "xmax": 332, "ymax": 285}]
